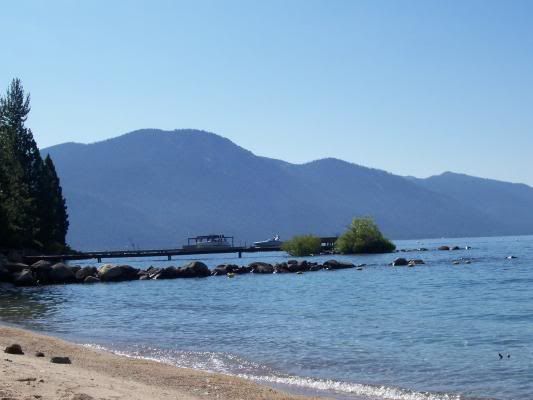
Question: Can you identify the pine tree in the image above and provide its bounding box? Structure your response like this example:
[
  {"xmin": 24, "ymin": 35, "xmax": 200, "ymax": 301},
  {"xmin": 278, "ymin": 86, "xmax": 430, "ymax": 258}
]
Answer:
[
  {"xmin": 0, "ymin": 78, "xmax": 69, "ymax": 251},
  {"xmin": 37, "ymin": 155, "xmax": 69, "ymax": 250},
  {"xmin": 0, "ymin": 125, "xmax": 34, "ymax": 247}
]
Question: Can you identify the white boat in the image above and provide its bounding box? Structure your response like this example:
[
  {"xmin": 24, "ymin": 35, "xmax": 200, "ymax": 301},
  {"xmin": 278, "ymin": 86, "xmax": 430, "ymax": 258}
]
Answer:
[{"xmin": 253, "ymin": 235, "xmax": 283, "ymax": 248}]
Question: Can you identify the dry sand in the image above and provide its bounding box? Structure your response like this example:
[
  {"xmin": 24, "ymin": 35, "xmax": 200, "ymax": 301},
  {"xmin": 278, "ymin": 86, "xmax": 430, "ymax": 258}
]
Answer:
[{"xmin": 0, "ymin": 325, "xmax": 324, "ymax": 400}]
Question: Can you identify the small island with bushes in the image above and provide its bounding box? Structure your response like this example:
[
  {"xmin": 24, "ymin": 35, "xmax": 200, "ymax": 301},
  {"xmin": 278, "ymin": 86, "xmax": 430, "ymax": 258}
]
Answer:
[{"xmin": 282, "ymin": 217, "xmax": 395, "ymax": 256}]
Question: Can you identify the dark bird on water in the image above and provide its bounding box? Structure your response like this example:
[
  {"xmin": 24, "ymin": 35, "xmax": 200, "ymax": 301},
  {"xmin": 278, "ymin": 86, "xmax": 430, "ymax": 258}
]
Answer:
[{"xmin": 499, "ymin": 353, "xmax": 503, "ymax": 359}]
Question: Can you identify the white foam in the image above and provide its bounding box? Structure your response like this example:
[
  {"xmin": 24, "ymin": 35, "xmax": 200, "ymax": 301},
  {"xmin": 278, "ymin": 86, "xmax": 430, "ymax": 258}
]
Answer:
[{"xmin": 82, "ymin": 344, "xmax": 462, "ymax": 400}]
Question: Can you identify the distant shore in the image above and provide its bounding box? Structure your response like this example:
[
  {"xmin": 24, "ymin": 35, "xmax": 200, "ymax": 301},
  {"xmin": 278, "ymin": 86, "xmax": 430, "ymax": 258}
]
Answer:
[{"xmin": 0, "ymin": 325, "xmax": 322, "ymax": 400}]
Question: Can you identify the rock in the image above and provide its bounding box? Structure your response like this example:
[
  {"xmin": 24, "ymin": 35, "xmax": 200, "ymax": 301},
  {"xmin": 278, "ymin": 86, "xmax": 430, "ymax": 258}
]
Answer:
[
  {"xmin": 309, "ymin": 264, "xmax": 323, "ymax": 271},
  {"xmin": 438, "ymin": 246, "xmax": 450, "ymax": 251},
  {"xmin": 50, "ymin": 356, "xmax": 71, "ymax": 364},
  {"xmin": 451, "ymin": 246, "xmax": 461, "ymax": 251},
  {"xmin": 453, "ymin": 261, "xmax": 460, "ymax": 265},
  {"xmin": 249, "ymin": 262, "xmax": 274, "ymax": 274},
  {"xmin": 49, "ymin": 263, "xmax": 76, "ymax": 283},
  {"xmin": 287, "ymin": 260, "xmax": 308, "ymax": 273},
  {"xmin": 212, "ymin": 264, "xmax": 240, "ymax": 276},
  {"xmin": 30, "ymin": 260, "xmax": 53, "ymax": 283},
  {"xmin": 83, "ymin": 276, "xmax": 100, "ymax": 284},
  {"xmin": 13, "ymin": 269, "xmax": 37, "ymax": 286},
  {"xmin": 138, "ymin": 275, "xmax": 150, "ymax": 280},
  {"xmin": 4, "ymin": 262, "xmax": 29, "ymax": 274},
  {"xmin": 324, "ymin": 260, "xmax": 355, "ymax": 270},
  {"xmin": 418, "ymin": 248, "xmax": 428, "ymax": 251},
  {"xmin": 175, "ymin": 261, "xmax": 211, "ymax": 278},
  {"xmin": 31, "ymin": 260, "xmax": 52, "ymax": 269},
  {"xmin": 153, "ymin": 266, "xmax": 178, "ymax": 280},
  {"xmin": 75, "ymin": 266, "xmax": 97, "ymax": 281},
  {"xmin": 35, "ymin": 352, "xmax": 45, "ymax": 357},
  {"xmin": 70, "ymin": 265, "xmax": 82, "ymax": 275},
  {"xmin": 98, "ymin": 264, "xmax": 138, "ymax": 282},
  {"xmin": 408, "ymin": 259, "xmax": 425, "ymax": 265},
  {"xmin": 4, "ymin": 344, "xmax": 24, "ymax": 355},
  {"xmin": 274, "ymin": 263, "xmax": 290, "ymax": 273},
  {"xmin": 392, "ymin": 258, "xmax": 409, "ymax": 266}
]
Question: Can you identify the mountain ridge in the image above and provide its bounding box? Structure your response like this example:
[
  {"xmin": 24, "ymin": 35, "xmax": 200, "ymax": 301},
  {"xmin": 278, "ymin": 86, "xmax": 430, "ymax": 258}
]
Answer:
[{"xmin": 42, "ymin": 129, "xmax": 533, "ymax": 250}]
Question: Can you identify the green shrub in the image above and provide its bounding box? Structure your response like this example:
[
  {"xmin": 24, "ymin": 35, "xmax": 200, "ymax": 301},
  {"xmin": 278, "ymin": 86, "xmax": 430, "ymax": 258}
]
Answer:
[
  {"xmin": 282, "ymin": 235, "xmax": 322, "ymax": 257},
  {"xmin": 335, "ymin": 217, "xmax": 396, "ymax": 254}
]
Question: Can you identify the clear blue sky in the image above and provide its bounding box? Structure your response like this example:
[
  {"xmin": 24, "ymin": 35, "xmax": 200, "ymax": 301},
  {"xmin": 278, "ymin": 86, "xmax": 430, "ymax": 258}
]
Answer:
[{"xmin": 2, "ymin": 0, "xmax": 532, "ymax": 185}]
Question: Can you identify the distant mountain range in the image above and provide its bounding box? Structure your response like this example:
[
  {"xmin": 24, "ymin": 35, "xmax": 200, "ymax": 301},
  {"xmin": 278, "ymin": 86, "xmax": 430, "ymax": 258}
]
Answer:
[{"xmin": 42, "ymin": 129, "xmax": 533, "ymax": 250}]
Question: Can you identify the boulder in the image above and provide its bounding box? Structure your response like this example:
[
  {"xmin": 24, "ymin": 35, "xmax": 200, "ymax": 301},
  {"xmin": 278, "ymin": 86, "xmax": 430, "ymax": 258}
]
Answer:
[
  {"xmin": 249, "ymin": 262, "xmax": 274, "ymax": 274},
  {"xmin": 323, "ymin": 260, "xmax": 355, "ymax": 270},
  {"xmin": 98, "ymin": 264, "xmax": 138, "ymax": 282},
  {"xmin": 408, "ymin": 259, "xmax": 425, "ymax": 265},
  {"xmin": 451, "ymin": 246, "xmax": 461, "ymax": 251},
  {"xmin": 274, "ymin": 263, "xmax": 290, "ymax": 273},
  {"xmin": 175, "ymin": 261, "xmax": 210, "ymax": 278},
  {"xmin": 13, "ymin": 269, "xmax": 37, "ymax": 286},
  {"xmin": 30, "ymin": 260, "xmax": 53, "ymax": 283},
  {"xmin": 4, "ymin": 344, "xmax": 24, "ymax": 355},
  {"xmin": 35, "ymin": 352, "xmax": 45, "ymax": 357},
  {"xmin": 309, "ymin": 264, "xmax": 323, "ymax": 271},
  {"xmin": 84, "ymin": 276, "xmax": 100, "ymax": 284},
  {"xmin": 153, "ymin": 266, "xmax": 178, "ymax": 280},
  {"xmin": 438, "ymin": 246, "xmax": 450, "ymax": 251},
  {"xmin": 70, "ymin": 265, "xmax": 82, "ymax": 275},
  {"xmin": 4, "ymin": 262, "xmax": 29, "ymax": 274},
  {"xmin": 212, "ymin": 264, "xmax": 240, "ymax": 276},
  {"xmin": 392, "ymin": 258, "xmax": 409, "ymax": 266},
  {"xmin": 75, "ymin": 266, "xmax": 97, "ymax": 282},
  {"xmin": 287, "ymin": 260, "xmax": 308, "ymax": 273},
  {"xmin": 49, "ymin": 263, "xmax": 76, "ymax": 283}
]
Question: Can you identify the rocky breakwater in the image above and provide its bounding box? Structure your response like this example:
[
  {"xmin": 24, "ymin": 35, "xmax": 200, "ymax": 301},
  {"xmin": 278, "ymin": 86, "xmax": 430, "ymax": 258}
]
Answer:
[
  {"xmin": 0, "ymin": 255, "xmax": 365, "ymax": 287},
  {"xmin": 0, "ymin": 258, "xmax": 212, "ymax": 287}
]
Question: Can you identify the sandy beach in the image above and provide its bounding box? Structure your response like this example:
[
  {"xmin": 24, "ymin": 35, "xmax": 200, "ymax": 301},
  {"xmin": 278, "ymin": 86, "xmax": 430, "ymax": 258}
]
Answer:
[{"xmin": 0, "ymin": 325, "xmax": 322, "ymax": 400}]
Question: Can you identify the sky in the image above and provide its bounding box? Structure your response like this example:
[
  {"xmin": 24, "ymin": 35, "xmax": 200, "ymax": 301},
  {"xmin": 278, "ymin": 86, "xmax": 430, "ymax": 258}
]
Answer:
[{"xmin": 1, "ymin": 0, "xmax": 532, "ymax": 185}]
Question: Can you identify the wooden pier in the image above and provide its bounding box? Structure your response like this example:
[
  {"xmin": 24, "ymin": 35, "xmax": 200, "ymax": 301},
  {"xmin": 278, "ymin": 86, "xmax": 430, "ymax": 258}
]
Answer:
[{"xmin": 24, "ymin": 237, "xmax": 338, "ymax": 263}]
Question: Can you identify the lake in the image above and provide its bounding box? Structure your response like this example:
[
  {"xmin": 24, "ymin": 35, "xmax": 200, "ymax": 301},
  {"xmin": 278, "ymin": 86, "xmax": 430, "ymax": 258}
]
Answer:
[{"xmin": 1, "ymin": 235, "xmax": 532, "ymax": 400}]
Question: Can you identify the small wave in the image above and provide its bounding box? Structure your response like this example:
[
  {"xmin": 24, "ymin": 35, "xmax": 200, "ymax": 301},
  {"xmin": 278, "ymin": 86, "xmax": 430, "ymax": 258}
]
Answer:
[{"xmin": 83, "ymin": 343, "xmax": 466, "ymax": 400}]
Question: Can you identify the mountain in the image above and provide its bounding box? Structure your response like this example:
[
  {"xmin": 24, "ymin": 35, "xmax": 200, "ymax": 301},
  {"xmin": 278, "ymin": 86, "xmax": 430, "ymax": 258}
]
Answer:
[{"xmin": 42, "ymin": 129, "xmax": 533, "ymax": 250}]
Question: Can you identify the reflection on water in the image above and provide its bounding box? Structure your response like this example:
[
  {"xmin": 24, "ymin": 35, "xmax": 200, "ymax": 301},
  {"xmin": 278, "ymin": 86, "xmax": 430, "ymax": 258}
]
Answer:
[{"xmin": 0, "ymin": 284, "xmax": 63, "ymax": 327}]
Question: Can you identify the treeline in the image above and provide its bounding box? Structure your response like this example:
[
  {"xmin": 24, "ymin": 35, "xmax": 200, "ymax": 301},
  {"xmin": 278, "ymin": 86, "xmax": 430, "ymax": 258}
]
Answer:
[{"xmin": 0, "ymin": 79, "xmax": 69, "ymax": 253}]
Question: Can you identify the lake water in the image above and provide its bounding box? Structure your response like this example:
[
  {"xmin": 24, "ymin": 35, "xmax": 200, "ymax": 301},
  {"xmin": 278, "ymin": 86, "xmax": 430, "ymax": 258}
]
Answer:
[{"xmin": 1, "ymin": 235, "xmax": 532, "ymax": 400}]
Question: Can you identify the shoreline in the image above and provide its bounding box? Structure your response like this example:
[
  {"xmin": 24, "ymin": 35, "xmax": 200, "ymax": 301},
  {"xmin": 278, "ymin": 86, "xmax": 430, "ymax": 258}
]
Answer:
[{"xmin": 0, "ymin": 324, "xmax": 325, "ymax": 400}]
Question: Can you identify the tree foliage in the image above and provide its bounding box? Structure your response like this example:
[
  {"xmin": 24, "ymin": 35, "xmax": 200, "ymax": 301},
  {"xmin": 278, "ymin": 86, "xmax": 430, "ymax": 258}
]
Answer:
[
  {"xmin": 335, "ymin": 217, "xmax": 395, "ymax": 254},
  {"xmin": 0, "ymin": 79, "xmax": 69, "ymax": 252},
  {"xmin": 282, "ymin": 235, "xmax": 322, "ymax": 257}
]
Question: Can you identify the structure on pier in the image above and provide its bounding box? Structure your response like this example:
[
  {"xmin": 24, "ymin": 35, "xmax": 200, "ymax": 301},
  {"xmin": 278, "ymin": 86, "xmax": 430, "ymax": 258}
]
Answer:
[{"xmin": 23, "ymin": 237, "xmax": 338, "ymax": 264}]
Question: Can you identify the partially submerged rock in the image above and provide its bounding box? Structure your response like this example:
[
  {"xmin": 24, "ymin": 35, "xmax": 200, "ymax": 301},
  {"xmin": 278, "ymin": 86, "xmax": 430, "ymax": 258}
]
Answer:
[
  {"xmin": 98, "ymin": 264, "xmax": 138, "ymax": 282},
  {"xmin": 392, "ymin": 258, "xmax": 409, "ymax": 266},
  {"xmin": 249, "ymin": 262, "xmax": 274, "ymax": 274},
  {"xmin": 323, "ymin": 260, "xmax": 355, "ymax": 270},
  {"xmin": 13, "ymin": 269, "xmax": 37, "ymax": 286}
]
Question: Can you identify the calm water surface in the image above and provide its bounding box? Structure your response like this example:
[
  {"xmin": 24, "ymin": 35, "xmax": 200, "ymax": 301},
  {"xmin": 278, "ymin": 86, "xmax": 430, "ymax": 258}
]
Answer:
[{"xmin": 1, "ymin": 236, "xmax": 532, "ymax": 400}]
